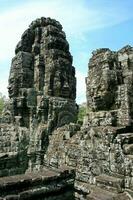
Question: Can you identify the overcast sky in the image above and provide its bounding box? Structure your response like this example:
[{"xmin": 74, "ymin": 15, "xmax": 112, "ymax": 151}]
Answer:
[{"xmin": 1, "ymin": 0, "xmax": 133, "ymax": 103}]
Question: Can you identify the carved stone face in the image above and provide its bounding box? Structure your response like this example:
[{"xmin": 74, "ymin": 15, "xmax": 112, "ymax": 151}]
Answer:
[
  {"xmin": 87, "ymin": 66, "xmax": 117, "ymax": 111},
  {"xmin": 8, "ymin": 75, "xmax": 18, "ymax": 98},
  {"xmin": 61, "ymin": 77, "xmax": 70, "ymax": 98},
  {"xmin": 92, "ymin": 91, "xmax": 114, "ymax": 111},
  {"xmin": 51, "ymin": 70, "xmax": 71, "ymax": 98}
]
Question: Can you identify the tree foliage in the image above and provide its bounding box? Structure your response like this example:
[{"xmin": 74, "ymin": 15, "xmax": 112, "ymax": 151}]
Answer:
[
  {"xmin": 0, "ymin": 93, "xmax": 6, "ymax": 115},
  {"xmin": 77, "ymin": 104, "xmax": 86, "ymax": 123}
]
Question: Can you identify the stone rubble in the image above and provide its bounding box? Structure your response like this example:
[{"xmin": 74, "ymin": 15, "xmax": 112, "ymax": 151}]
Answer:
[
  {"xmin": 0, "ymin": 167, "xmax": 75, "ymax": 200},
  {"xmin": 44, "ymin": 46, "xmax": 133, "ymax": 199},
  {"xmin": 0, "ymin": 17, "xmax": 133, "ymax": 200}
]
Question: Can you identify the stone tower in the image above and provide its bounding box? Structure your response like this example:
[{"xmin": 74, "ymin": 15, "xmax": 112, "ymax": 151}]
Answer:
[
  {"xmin": 80, "ymin": 46, "xmax": 133, "ymax": 199},
  {"xmin": 43, "ymin": 46, "xmax": 133, "ymax": 199},
  {"xmin": 8, "ymin": 17, "xmax": 77, "ymax": 129},
  {"xmin": 86, "ymin": 46, "xmax": 133, "ymax": 127},
  {"xmin": 0, "ymin": 17, "xmax": 133, "ymax": 200},
  {"xmin": 0, "ymin": 17, "xmax": 77, "ymax": 177}
]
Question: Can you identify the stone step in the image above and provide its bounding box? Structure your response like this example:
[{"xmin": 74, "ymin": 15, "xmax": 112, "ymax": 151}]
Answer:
[
  {"xmin": 0, "ymin": 167, "xmax": 75, "ymax": 199},
  {"xmin": 87, "ymin": 190, "xmax": 133, "ymax": 200},
  {"xmin": 117, "ymin": 133, "xmax": 133, "ymax": 143},
  {"xmin": 123, "ymin": 144, "xmax": 133, "ymax": 155},
  {"xmin": 125, "ymin": 154, "xmax": 133, "ymax": 161},
  {"xmin": 95, "ymin": 174, "xmax": 124, "ymax": 193},
  {"xmin": 87, "ymin": 186, "xmax": 117, "ymax": 200},
  {"xmin": 113, "ymin": 191, "xmax": 133, "ymax": 200},
  {"xmin": 116, "ymin": 133, "xmax": 133, "ymax": 155},
  {"xmin": 125, "ymin": 189, "xmax": 133, "ymax": 199}
]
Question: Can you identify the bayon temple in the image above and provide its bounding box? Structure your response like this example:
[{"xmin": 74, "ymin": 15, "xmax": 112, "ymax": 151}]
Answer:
[{"xmin": 0, "ymin": 17, "xmax": 133, "ymax": 200}]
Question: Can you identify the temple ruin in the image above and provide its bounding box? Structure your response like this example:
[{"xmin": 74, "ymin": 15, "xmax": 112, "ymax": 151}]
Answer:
[{"xmin": 0, "ymin": 17, "xmax": 133, "ymax": 200}]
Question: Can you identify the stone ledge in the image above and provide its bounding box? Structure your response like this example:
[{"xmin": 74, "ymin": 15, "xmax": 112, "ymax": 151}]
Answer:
[{"xmin": 0, "ymin": 167, "xmax": 75, "ymax": 199}]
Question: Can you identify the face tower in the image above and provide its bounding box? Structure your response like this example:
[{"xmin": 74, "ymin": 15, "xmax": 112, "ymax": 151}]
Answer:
[
  {"xmin": 0, "ymin": 18, "xmax": 78, "ymax": 177},
  {"xmin": 8, "ymin": 17, "xmax": 77, "ymax": 129}
]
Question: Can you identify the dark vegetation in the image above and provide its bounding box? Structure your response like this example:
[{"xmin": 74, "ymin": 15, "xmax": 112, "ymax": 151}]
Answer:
[
  {"xmin": 0, "ymin": 93, "xmax": 6, "ymax": 115},
  {"xmin": 77, "ymin": 104, "xmax": 86, "ymax": 124}
]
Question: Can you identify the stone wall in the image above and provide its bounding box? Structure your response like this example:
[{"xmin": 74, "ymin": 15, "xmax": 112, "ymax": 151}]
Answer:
[
  {"xmin": 42, "ymin": 46, "xmax": 133, "ymax": 199},
  {"xmin": 0, "ymin": 17, "xmax": 133, "ymax": 200},
  {"xmin": 0, "ymin": 167, "xmax": 75, "ymax": 200},
  {"xmin": 0, "ymin": 17, "xmax": 77, "ymax": 177}
]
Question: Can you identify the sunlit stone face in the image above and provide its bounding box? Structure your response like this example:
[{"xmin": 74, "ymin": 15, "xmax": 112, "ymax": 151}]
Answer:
[
  {"xmin": 87, "ymin": 50, "xmax": 117, "ymax": 111},
  {"xmin": 88, "ymin": 72, "xmax": 115, "ymax": 111},
  {"xmin": 8, "ymin": 74, "xmax": 18, "ymax": 98}
]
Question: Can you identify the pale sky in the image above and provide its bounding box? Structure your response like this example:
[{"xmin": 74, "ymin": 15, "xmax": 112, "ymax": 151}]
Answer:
[{"xmin": 0, "ymin": 0, "xmax": 133, "ymax": 103}]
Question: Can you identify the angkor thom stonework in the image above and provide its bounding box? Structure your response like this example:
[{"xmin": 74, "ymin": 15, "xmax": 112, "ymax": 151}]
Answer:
[{"xmin": 0, "ymin": 17, "xmax": 133, "ymax": 200}]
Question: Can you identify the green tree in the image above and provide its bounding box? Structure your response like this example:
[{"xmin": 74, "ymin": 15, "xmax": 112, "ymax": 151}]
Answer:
[
  {"xmin": 0, "ymin": 93, "xmax": 6, "ymax": 115},
  {"xmin": 77, "ymin": 104, "xmax": 86, "ymax": 124}
]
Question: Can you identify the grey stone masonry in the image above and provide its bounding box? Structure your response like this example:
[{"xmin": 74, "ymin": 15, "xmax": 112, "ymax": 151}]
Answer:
[
  {"xmin": 0, "ymin": 17, "xmax": 77, "ymax": 181},
  {"xmin": 43, "ymin": 46, "xmax": 133, "ymax": 199},
  {"xmin": 0, "ymin": 17, "xmax": 133, "ymax": 200}
]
